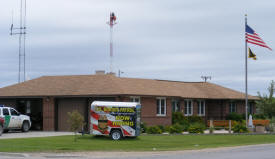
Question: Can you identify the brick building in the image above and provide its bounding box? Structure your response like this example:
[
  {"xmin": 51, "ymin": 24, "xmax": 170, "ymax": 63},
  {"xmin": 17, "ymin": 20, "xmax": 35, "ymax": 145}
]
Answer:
[{"xmin": 0, "ymin": 74, "xmax": 257, "ymax": 131}]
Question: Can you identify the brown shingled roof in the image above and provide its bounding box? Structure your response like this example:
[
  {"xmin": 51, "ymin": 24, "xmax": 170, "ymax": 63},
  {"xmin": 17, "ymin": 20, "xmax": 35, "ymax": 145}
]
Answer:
[{"xmin": 0, "ymin": 74, "xmax": 258, "ymax": 100}]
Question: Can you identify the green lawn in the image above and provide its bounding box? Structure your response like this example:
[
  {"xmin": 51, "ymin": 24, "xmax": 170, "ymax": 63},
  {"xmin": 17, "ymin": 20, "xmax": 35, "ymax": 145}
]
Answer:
[{"xmin": 0, "ymin": 134, "xmax": 275, "ymax": 152}]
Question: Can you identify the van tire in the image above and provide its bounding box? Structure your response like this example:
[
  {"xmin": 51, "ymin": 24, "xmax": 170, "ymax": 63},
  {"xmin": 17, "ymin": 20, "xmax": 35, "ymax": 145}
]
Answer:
[
  {"xmin": 22, "ymin": 121, "xmax": 30, "ymax": 132},
  {"xmin": 0, "ymin": 124, "xmax": 3, "ymax": 136},
  {"xmin": 110, "ymin": 130, "xmax": 122, "ymax": 140}
]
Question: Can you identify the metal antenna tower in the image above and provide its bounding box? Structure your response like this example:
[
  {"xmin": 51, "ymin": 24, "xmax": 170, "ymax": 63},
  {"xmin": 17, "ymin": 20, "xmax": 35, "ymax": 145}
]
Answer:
[
  {"xmin": 10, "ymin": 0, "xmax": 27, "ymax": 83},
  {"xmin": 107, "ymin": 12, "xmax": 117, "ymax": 73}
]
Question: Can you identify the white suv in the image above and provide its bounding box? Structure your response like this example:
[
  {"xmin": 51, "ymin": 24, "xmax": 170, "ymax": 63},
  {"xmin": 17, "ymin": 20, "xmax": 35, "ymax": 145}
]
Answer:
[{"xmin": 0, "ymin": 106, "xmax": 31, "ymax": 132}]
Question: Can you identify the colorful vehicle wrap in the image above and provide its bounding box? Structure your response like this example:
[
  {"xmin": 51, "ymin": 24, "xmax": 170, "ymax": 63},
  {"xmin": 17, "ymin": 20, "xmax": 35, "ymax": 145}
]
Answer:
[{"xmin": 90, "ymin": 101, "xmax": 141, "ymax": 137}]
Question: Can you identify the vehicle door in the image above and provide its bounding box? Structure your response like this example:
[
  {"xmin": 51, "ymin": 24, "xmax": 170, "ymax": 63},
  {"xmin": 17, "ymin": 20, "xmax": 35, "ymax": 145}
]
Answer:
[
  {"xmin": 10, "ymin": 108, "xmax": 22, "ymax": 128},
  {"xmin": 2, "ymin": 108, "xmax": 11, "ymax": 128}
]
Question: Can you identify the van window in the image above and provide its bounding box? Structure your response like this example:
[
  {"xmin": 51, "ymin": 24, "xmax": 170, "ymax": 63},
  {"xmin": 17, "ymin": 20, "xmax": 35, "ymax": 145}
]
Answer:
[{"xmin": 3, "ymin": 108, "xmax": 9, "ymax": 115}]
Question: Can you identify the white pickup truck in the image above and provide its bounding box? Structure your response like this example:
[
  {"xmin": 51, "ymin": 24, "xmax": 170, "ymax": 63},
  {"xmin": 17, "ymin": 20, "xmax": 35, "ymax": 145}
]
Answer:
[{"xmin": 0, "ymin": 105, "xmax": 31, "ymax": 133}]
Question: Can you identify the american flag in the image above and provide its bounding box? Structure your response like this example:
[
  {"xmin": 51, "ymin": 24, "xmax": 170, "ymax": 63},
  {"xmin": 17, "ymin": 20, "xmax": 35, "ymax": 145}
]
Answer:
[{"xmin": 245, "ymin": 25, "xmax": 272, "ymax": 50}]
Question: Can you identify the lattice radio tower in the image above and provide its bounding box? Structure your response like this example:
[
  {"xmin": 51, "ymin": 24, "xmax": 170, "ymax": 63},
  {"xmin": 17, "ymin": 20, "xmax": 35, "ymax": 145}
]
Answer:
[
  {"xmin": 107, "ymin": 12, "xmax": 117, "ymax": 73},
  {"xmin": 10, "ymin": 0, "xmax": 27, "ymax": 83}
]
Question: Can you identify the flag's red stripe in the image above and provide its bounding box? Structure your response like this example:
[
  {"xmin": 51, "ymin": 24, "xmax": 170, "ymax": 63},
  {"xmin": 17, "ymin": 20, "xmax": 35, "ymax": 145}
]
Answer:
[
  {"xmin": 247, "ymin": 40, "xmax": 269, "ymax": 48},
  {"xmin": 246, "ymin": 33, "xmax": 261, "ymax": 40},
  {"xmin": 247, "ymin": 41, "xmax": 272, "ymax": 50},
  {"xmin": 246, "ymin": 37, "xmax": 267, "ymax": 45}
]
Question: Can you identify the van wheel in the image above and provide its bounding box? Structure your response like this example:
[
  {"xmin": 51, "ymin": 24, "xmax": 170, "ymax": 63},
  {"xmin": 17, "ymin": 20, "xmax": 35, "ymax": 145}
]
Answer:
[
  {"xmin": 22, "ymin": 121, "xmax": 30, "ymax": 132},
  {"xmin": 110, "ymin": 130, "xmax": 122, "ymax": 140},
  {"xmin": 0, "ymin": 125, "xmax": 3, "ymax": 136}
]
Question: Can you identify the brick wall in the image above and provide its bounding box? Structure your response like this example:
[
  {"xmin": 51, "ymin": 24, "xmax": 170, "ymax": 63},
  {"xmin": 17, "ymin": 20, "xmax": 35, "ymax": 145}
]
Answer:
[
  {"xmin": 43, "ymin": 97, "xmax": 55, "ymax": 131},
  {"xmin": 236, "ymin": 101, "xmax": 245, "ymax": 114},
  {"xmin": 139, "ymin": 97, "xmax": 172, "ymax": 126}
]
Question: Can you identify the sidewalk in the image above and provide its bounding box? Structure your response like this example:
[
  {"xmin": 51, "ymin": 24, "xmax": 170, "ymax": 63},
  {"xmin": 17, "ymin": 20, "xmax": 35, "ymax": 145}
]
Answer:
[{"xmin": 0, "ymin": 131, "xmax": 74, "ymax": 139}]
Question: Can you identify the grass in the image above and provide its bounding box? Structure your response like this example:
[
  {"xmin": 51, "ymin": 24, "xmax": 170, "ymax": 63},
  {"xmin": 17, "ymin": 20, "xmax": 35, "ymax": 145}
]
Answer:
[{"xmin": 0, "ymin": 134, "xmax": 275, "ymax": 152}]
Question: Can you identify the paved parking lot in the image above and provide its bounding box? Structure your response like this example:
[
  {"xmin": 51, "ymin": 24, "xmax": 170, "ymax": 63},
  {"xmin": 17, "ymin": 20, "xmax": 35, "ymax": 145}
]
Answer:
[{"xmin": 0, "ymin": 131, "xmax": 73, "ymax": 139}]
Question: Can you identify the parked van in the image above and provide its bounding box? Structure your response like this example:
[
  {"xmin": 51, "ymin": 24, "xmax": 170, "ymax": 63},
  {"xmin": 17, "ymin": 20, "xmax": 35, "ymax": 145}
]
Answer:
[{"xmin": 90, "ymin": 101, "xmax": 141, "ymax": 140}]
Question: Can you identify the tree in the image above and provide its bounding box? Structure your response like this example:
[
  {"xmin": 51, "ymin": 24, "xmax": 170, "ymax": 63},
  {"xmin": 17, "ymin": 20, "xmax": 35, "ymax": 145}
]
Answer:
[
  {"xmin": 256, "ymin": 80, "xmax": 275, "ymax": 119},
  {"xmin": 67, "ymin": 110, "xmax": 85, "ymax": 142}
]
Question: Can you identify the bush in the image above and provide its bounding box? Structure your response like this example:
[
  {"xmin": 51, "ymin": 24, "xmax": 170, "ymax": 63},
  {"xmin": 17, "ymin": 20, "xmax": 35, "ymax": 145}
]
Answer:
[
  {"xmin": 140, "ymin": 122, "xmax": 147, "ymax": 133},
  {"xmin": 269, "ymin": 117, "xmax": 275, "ymax": 132},
  {"xmin": 172, "ymin": 112, "xmax": 185, "ymax": 124},
  {"xmin": 157, "ymin": 125, "xmax": 165, "ymax": 132},
  {"xmin": 187, "ymin": 116, "xmax": 204, "ymax": 123},
  {"xmin": 226, "ymin": 113, "xmax": 244, "ymax": 122},
  {"xmin": 169, "ymin": 123, "xmax": 183, "ymax": 134},
  {"xmin": 233, "ymin": 122, "xmax": 248, "ymax": 133},
  {"xmin": 67, "ymin": 110, "xmax": 85, "ymax": 142},
  {"xmin": 164, "ymin": 126, "xmax": 171, "ymax": 132},
  {"xmin": 253, "ymin": 114, "xmax": 267, "ymax": 120},
  {"xmin": 146, "ymin": 126, "xmax": 162, "ymax": 134},
  {"xmin": 172, "ymin": 112, "xmax": 204, "ymax": 131},
  {"xmin": 188, "ymin": 122, "xmax": 206, "ymax": 134}
]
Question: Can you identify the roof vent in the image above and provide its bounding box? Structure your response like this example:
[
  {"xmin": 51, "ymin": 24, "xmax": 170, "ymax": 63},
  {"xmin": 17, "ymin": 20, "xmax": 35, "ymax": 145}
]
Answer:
[{"xmin": 95, "ymin": 70, "xmax": 105, "ymax": 75}]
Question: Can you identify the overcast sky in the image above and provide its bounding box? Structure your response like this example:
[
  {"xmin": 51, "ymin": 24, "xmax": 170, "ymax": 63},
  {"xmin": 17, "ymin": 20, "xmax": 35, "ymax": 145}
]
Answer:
[{"xmin": 0, "ymin": 0, "xmax": 274, "ymax": 95}]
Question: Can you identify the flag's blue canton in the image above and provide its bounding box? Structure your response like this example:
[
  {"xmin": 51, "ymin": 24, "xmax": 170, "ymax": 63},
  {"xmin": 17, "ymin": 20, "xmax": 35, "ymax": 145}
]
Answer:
[{"xmin": 246, "ymin": 25, "xmax": 254, "ymax": 34}]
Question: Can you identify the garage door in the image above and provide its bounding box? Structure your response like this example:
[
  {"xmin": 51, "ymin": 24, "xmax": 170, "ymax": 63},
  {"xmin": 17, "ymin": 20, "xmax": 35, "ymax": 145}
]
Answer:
[{"xmin": 57, "ymin": 98, "xmax": 87, "ymax": 131}]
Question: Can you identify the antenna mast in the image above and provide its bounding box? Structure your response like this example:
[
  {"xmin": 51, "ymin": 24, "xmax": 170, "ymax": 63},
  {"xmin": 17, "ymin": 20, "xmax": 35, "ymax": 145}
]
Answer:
[
  {"xmin": 107, "ymin": 12, "xmax": 117, "ymax": 73},
  {"xmin": 10, "ymin": 0, "xmax": 27, "ymax": 83}
]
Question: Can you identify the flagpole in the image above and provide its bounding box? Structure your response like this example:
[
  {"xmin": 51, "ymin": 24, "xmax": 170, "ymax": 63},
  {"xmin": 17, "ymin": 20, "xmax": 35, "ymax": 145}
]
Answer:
[{"xmin": 245, "ymin": 14, "xmax": 248, "ymax": 127}]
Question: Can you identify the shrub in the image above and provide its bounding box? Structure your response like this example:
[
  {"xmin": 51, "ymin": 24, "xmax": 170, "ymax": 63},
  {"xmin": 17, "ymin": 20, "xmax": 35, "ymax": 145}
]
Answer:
[
  {"xmin": 157, "ymin": 125, "xmax": 165, "ymax": 132},
  {"xmin": 233, "ymin": 122, "xmax": 248, "ymax": 133},
  {"xmin": 169, "ymin": 123, "xmax": 183, "ymax": 134},
  {"xmin": 269, "ymin": 117, "xmax": 275, "ymax": 132},
  {"xmin": 172, "ymin": 112, "xmax": 204, "ymax": 131},
  {"xmin": 172, "ymin": 112, "xmax": 185, "ymax": 124},
  {"xmin": 164, "ymin": 126, "xmax": 171, "ymax": 132},
  {"xmin": 140, "ymin": 122, "xmax": 147, "ymax": 133},
  {"xmin": 146, "ymin": 126, "xmax": 162, "ymax": 134},
  {"xmin": 226, "ymin": 113, "xmax": 244, "ymax": 122},
  {"xmin": 182, "ymin": 124, "xmax": 190, "ymax": 131},
  {"xmin": 67, "ymin": 110, "xmax": 85, "ymax": 142},
  {"xmin": 187, "ymin": 116, "xmax": 204, "ymax": 123},
  {"xmin": 253, "ymin": 114, "xmax": 267, "ymax": 120},
  {"xmin": 188, "ymin": 122, "xmax": 206, "ymax": 134}
]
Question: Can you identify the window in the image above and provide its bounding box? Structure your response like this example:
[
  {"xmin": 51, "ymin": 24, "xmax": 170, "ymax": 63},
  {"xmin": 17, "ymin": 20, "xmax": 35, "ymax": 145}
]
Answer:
[
  {"xmin": 130, "ymin": 96, "xmax": 140, "ymax": 104},
  {"xmin": 172, "ymin": 99, "xmax": 180, "ymax": 112},
  {"xmin": 230, "ymin": 102, "xmax": 237, "ymax": 113},
  {"xmin": 184, "ymin": 100, "xmax": 193, "ymax": 116},
  {"xmin": 3, "ymin": 108, "xmax": 9, "ymax": 115},
  {"xmin": 198, "ymin": 100, "xmax": 205, "ymax": 116},
  {"xmin": 10, "ymin": 108, "xmax": 20, "ymax": 116},
  {"xmin": 156, "ymin": 97, "xmax": 166, "ymax": 116},
  {"xmin": 248, "ymin": 102, "xmax": 254, "ymax": 115}
]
